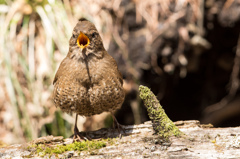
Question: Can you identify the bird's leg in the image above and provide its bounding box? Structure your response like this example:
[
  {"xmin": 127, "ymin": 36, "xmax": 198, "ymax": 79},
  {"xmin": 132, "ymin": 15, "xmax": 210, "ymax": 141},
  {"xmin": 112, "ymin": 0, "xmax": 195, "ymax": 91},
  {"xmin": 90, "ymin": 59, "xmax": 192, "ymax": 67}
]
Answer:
[
  {"xmin": 111, "ymin": 113, "xmax": 126, "ymax": 138},
  {"xmin": 73, "ymin": 114, "xmax": 82, "ymax": 142},
  {"xmin": 72, "ymin": 114, "xmax": 90, "ymax": 142}
]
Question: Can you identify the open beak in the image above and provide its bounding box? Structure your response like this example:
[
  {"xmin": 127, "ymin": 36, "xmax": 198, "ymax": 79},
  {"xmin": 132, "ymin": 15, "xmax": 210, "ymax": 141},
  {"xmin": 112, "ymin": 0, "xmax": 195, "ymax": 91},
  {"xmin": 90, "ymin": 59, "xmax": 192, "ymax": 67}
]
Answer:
[{"xmin": 77, "ymin": 31, "xmax": 90, "ymax": 51}]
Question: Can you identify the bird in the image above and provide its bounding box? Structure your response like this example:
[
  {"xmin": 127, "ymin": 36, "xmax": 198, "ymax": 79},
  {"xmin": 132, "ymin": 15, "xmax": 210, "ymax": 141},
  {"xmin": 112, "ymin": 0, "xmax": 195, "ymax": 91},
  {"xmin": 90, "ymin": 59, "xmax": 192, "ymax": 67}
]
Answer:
[{"xmin": 52, "ymin": 18, "xmax": 125, "ymax": 141}]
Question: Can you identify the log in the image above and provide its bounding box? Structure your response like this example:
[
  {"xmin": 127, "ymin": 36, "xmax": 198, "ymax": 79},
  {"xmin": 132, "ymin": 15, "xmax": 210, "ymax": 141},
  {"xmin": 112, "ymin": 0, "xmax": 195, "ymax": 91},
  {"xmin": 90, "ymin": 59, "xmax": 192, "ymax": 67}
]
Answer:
[{"xmin": 0, "ymin": 120, "xmax": 240, "ymax": 158}]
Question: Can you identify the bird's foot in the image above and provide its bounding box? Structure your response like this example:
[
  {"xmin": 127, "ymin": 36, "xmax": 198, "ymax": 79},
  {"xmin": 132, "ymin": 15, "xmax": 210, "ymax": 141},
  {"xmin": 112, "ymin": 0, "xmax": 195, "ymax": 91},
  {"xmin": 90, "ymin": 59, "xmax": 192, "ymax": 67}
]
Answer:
[
  {"xmin": 72, "ymin": 126, "xmax": 92, "ymax": 142},
  {"xmin": 72, "ymin": 134, "xmax": 87, "ymax": 142},
  {"xmin": 111, "ymin": 114, "xmax": 126, "ymax": 138}
]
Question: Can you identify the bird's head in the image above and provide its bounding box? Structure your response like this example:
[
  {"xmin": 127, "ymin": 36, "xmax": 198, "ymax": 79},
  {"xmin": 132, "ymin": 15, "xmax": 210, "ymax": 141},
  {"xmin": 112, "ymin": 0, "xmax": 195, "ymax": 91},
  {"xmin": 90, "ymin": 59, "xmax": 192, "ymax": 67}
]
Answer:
[{"xmin": 69, "ymin": 18, "xmax": 105, "ymax": 60}]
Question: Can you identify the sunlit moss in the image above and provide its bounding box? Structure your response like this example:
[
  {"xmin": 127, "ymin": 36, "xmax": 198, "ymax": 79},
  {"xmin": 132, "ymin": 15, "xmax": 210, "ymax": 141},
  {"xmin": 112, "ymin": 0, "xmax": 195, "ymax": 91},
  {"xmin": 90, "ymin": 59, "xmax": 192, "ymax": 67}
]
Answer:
[
  {"xmin": 139, "ymin": 85, "xmax": 182, "ymax": 140},
  {"xmin": 0, "ymin": 140, "xmax": 8, "ymax": 148},
  {"xmin": 27, "ymin": 138, "xmax": 116, "ymax": 157}
]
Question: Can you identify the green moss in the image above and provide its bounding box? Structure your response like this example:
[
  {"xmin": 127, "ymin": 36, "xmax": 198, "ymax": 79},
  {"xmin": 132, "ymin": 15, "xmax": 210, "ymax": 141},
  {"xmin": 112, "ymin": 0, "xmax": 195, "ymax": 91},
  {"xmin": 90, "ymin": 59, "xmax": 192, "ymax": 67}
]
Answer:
[
  {"xmin": 139, "ymin": 85, "xmax": 182, "ymax": 140},
  {"xmin": 26, "ymin": 138, "xmax": 116, "ymax": 157}
]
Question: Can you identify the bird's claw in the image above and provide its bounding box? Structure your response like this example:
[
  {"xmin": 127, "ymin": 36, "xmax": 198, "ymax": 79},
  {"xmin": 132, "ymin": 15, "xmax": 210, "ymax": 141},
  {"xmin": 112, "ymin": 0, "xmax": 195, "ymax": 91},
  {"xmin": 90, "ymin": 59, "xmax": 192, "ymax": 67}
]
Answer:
[{"xmin": 111, "ymin": 114, "xmax": 126, "ymax": 138}]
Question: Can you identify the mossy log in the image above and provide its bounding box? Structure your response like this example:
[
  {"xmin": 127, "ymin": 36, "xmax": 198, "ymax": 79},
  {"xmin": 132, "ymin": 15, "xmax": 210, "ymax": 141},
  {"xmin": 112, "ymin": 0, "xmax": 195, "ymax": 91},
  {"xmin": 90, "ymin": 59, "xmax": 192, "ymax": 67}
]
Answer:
[
  {"xmin": 139, "ymin": 85, "xmax": 182, "ymax": 139},
  {"xmin": 1, "ymin": 121, "xmax": 240, "ymax": 158}
]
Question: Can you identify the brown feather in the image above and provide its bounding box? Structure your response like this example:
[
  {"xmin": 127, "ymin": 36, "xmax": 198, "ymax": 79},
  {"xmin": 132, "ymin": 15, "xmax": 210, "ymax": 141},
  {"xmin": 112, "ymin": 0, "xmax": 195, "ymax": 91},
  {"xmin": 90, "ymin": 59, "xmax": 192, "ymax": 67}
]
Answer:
[{"xmin": 52, "ymin": 20, "xmax": 125, "ymax": 117}]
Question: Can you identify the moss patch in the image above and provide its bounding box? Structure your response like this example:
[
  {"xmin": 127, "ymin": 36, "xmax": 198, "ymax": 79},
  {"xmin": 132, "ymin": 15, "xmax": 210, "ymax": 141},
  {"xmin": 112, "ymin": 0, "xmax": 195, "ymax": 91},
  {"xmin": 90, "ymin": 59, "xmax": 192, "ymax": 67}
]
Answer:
[
  {"xmin": 139, "ymin": 85, "xmax": 182, "ymax": 140},
  {"xmin": 27, "ymin": 139, "xmax": 115, "ymax": 157},
  {"xmin": 0, "ymin": 140, "xmax": 8, "ymax": 148}
]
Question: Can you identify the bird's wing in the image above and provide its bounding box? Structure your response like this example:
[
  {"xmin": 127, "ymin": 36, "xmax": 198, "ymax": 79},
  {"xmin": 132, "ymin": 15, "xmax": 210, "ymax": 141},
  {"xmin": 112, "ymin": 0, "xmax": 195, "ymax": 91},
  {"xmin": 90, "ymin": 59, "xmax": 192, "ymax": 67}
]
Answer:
[
  {"xmin": 53, "ymin": 57, "xmax": 68, "ymax": 85},
  {"xmin": 106, "ymin": 54, "xmax": 123, "ymax": 85}
]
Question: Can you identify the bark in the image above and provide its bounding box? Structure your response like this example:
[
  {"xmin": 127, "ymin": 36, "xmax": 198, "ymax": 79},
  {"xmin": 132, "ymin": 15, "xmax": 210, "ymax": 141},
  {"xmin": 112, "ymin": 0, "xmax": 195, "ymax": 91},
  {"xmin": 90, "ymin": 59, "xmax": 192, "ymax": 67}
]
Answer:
[{"xmin": 0, "ymin": 120, "xmax": 240, "ymax": 159}]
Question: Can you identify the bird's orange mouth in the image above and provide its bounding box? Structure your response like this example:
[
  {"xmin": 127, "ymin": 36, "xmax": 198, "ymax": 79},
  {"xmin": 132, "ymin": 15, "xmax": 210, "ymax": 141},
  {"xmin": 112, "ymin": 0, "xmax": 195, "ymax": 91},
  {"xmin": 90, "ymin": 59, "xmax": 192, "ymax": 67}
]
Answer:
[{"xmin": 77, "ymin": 32, "xmax": 90, "ymax": 49}]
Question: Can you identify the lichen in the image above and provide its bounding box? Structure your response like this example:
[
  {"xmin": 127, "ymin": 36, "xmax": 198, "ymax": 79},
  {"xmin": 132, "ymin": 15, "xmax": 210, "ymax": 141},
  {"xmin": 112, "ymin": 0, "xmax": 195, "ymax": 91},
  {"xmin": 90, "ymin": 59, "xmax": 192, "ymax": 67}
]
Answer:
[{"xmin": 139, "ymin": 85, "xmax": 182, "ymax": 140}]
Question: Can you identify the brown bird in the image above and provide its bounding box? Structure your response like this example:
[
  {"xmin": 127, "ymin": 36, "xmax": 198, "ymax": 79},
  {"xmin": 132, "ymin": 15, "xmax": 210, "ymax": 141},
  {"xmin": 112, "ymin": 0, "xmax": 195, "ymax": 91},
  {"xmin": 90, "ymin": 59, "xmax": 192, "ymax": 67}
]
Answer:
[{"xmin": 52, "ymin": 18, "xmax": 125, "ymax": 140}]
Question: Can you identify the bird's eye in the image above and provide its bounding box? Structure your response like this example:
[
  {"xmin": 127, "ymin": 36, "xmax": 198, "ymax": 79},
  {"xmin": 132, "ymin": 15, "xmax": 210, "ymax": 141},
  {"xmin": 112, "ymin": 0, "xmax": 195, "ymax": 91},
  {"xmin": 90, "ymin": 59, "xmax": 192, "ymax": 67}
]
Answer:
[
  {"xmin": 72, "ymin": 34, "xmax": 76, "ymax": 38},
  {"xmin": 92, "ymin": 32, "xmax": 97, "ymax": 38}
]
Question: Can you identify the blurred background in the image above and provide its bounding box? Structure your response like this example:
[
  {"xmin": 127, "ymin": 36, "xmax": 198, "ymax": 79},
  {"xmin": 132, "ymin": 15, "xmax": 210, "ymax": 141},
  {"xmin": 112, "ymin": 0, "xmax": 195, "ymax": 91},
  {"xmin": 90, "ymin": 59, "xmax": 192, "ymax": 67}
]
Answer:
[{"xmin": 0, "ymin": 0, "xmax": 240, "ymax": 145}]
